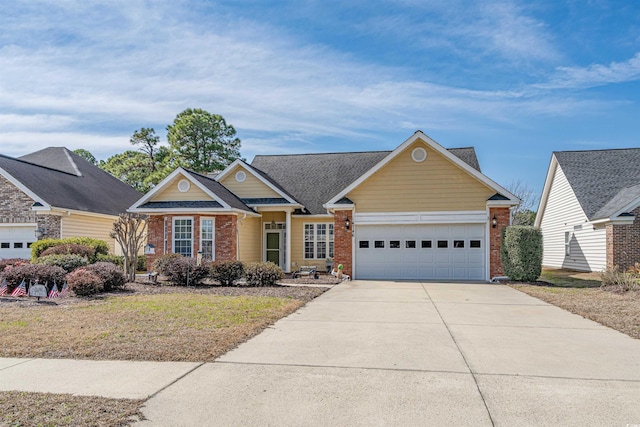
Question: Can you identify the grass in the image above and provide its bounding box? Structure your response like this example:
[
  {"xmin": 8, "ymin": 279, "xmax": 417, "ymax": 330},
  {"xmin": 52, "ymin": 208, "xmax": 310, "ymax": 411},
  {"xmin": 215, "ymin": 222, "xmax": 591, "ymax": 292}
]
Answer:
[
  {"xmin": 0, "ymin": 293, "xmax": 306, "ymax": 362},
  {"xmin": 510, "ymin": 268, "xmax": 640, "ymax": 339},
  {"xmin": 0, "ymin": 391, "xmax": 144, "ymax": 427}
]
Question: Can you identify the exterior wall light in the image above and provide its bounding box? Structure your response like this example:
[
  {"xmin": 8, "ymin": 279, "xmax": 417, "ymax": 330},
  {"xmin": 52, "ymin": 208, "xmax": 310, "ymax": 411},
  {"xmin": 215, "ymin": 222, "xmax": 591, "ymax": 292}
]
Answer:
[
  {"xmin": 491, "ymin": 215, "xmax": 498, "ymax": 228},
  {"xmin": 345, "ymin": 218, "xmax": 351, "ymax": 230},
  {"xmin": 34, "ymin": 227, "xmax": 45, "ymax": 240}
]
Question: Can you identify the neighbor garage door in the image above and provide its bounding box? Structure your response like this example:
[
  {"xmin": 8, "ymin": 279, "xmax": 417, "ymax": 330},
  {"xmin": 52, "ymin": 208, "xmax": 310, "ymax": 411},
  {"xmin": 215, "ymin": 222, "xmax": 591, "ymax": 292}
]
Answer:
[
  {"xmin": 355, "ymin": 224, "xmax": 486, "ymax": 280},
  {"xmin": 0, "ymin": 225, "xmax": 36, "ymax": 259}
]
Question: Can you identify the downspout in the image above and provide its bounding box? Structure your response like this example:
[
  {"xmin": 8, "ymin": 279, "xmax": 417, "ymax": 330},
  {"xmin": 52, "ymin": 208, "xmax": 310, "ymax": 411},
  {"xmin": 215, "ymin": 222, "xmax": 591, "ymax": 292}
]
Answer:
[{"xmin": 163, "ymin": 216, "xmax": 167, "ymax": 255}]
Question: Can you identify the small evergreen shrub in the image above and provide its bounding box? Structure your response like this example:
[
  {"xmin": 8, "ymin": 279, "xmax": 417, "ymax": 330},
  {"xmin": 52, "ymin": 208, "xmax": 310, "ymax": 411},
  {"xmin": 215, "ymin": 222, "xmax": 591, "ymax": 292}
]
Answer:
[
  {"xmin": 153, "ymin": 253, "xmax": 184, "ymax": 274},
  {"xmin": 244, "ymin": 262, "xmax": 284, "ymax": 287},
  {"xmin": 210, "ymin": 260, "xmax": 245, "ymax": 286},
  {"xmin": 501, "ymin": 226, "xmax": 543, "ymax": 282},
  {"xmin": 600, "ymin": 266, "xmax": 639, "ymax": 292},
  {"xmin": 85, "ymin": 262, "xmax": 127, "ymax": 291},
  {"xmin": 0, "ymin": 264, "xmax": 66, "ymax": 292},
  {"xmin": 39, "ymin": 244, "xmax": 95, "ymax": 260},
  {"xmin": 31, "ymin": 237, "xmax": 109, "ymax": 262},
  {"xmin": 35, "ymin": 254, "xmax": 89, "ymax": 272},
  {"xmin": 0, "ymin": 258, "xmax": 30, "ymax": 272},
  {"xmin": 159, "ymin": 256, "xmax": 209, "ymax": 286},
  {"xmin": 66, "ymin": 268, "xmax": 103, "ymax": 296}
]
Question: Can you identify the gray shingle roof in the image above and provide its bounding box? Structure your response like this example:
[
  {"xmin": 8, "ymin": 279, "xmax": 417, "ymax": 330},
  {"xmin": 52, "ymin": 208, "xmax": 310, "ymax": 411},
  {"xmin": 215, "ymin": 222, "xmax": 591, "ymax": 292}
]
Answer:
[
  {"xmin": 251, "ymin": 148, "xmax": 481, "ymax": 214},
  {"xmin": 0, "ymin": 148, "xmax": 142, "ymax": 216},
  {"xmin": 555, "ymin": 149, "xmax": 640, "ymax": 220},
  {"xmin": 187, "ymin": 170, "xmax": 254, "ymax": 212},
  {"xmin": 139, "ymin": 201, "xmax": 223, "ymax": 209}
]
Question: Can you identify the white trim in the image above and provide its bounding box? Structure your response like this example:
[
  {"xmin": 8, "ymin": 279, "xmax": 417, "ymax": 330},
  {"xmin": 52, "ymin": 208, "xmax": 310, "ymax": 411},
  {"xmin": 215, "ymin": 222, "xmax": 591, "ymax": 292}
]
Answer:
[
  {"xmin": 264, "ymin": 227, "xmax": 285, "ymax": 267},
  {"xmin": 177, "ymin": 179, "xmax": 191, "ymax": 192},
  {"xmin": 535, "ymin": 155, "xmax": 559, "ymax": 227},
  {"xmin": 129, "ymin": 168, "xmax": 233, "ymax": 211},
  {"xmin": 48, "ymin": 208, "xmax": 119, "ymax": 220},
  {"xmin": 324, "ymin": 203, "xmax": 355, "ymax": 211},
  {"xmin": 235, "ymin": 170, "xmax": 246, "ymax": 183},
  {"xmin": 292, "ymin": 213, "xmax": 334, "ymax": 218},
  {"xmin": 590, "ymin": 216, "xmax": 636, "ymax": 226},
  {"xmin": 285, "ymin": 210, "xmax": 291, "ymax": 272},
  {"xmin": 411, "ymin": 147, "xmax": 427, "ymax": 162},
  {"xmin": 199, "ymin": 217, "xmax": 216, "ymax": 261},
  {"xmin": 172, "ymin": 216, "xmax": 194, "ymax": 257},
  {"xmin": 609, "ymin": 196, "xmax": 640, "ymax": 220},
  {"xmin": 302, "ymin": 222, "xmax": 335, "ymax": 260},
  {"xmin": 215, "ymin": 160, "xmax": 299, "ymax": 205},
  {"xmin": 252, "ymin": 204, "xmax": 303, "ymax": 210},
  {"xmin": 0, "ymin": 166, "xmax": 51, "ymax": 210},
  {"xmin": 354, "ymin": 210, "xmax": 488, "ymax": 225},
  {"xmin": 0, "ymin": 222, "xmax": 37, "ymax": 227},
  {"xmin": 326, "ymin": 131, "xmax": 520, "ymax": 206},
  {"xmin": 130, "ymin": 208, "xmax": 260, "ymax": 217}
]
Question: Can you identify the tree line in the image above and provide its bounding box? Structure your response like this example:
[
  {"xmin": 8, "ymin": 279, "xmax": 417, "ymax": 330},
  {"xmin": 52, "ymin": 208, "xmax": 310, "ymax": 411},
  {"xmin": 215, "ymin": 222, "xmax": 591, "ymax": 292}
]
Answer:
[{"xmin": 75, "ymin": 108, "xmax": 241, "ymax": 193}]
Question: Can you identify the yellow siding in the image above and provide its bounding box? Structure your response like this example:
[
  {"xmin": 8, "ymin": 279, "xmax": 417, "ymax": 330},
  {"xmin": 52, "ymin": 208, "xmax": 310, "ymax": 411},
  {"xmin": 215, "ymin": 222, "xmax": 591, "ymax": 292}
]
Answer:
[
  {"xmin": 60, "ymin": 214, "xmax": 119, "ymax": 254},
  {"xmin": 238, "ymin": 216, "xmax": 262, "ymax": 262},
  {"xmin": 347, "ymin": 141, "xmax": 494, "ymax": 212},
  {"xmin": 151, "ymin": 175, "xmax": 211, "ymax": 202},
  {"xmin": 291, "ymin": 217, "xmax": 334, "ymax": 272},
  {"xmin": 219, "ymin": 166, "xmax": 281, "ymax": 198}
]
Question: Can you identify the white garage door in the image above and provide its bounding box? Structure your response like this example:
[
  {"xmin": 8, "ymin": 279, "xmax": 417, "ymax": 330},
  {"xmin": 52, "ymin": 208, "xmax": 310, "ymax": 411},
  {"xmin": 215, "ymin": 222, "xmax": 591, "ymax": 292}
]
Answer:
[
  {"xmin": 355, "ymin": 224, "xmax": 486, "ymax": 280},
  {"xmin": 0, "ymin": 225, "xmax": 36, "ymax": 260}
]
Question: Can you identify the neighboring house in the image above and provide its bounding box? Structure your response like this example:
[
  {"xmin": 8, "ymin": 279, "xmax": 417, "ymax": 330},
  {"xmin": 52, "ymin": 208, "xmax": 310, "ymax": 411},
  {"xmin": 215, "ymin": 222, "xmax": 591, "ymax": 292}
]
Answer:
[
  {"xmin": 0, "ymin": 147, "xmax": 142, "ymax": 258},
  {"xmin": 536, "ymin": 148, "xmax": 640, "ymax": 272},
  {"xmin": 129, "ymin": 131, "xmax": 519, "ymax": 280}
]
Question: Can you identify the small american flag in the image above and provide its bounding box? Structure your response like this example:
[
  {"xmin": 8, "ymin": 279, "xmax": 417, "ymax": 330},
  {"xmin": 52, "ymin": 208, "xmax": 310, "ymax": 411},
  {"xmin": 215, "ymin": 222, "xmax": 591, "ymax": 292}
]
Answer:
[
  {"xmin": 59, "ymin": 281, "xmax": 69, "ymax": 297},
  {"xmin": 0, "ymin": 279, "xmax": 7, "ymax": 296},
  {"xmin": 48, "ymin": 281, "xmax": 59, "ymax": 299},
  {"xmin": 11, "ymin": 280, "xmax": 27, "ymax": 297}
]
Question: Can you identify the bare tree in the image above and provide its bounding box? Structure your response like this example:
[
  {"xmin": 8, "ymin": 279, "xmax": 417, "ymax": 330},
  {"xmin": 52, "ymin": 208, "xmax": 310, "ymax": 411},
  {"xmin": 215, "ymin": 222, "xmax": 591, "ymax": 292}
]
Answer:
[
  {"xmin": 507, "ymin": 180, "xmax": 538, "ymax": 226},
  {"xmin": 111, "ymin": 213, "xmax": 147, "ymax": 282}
]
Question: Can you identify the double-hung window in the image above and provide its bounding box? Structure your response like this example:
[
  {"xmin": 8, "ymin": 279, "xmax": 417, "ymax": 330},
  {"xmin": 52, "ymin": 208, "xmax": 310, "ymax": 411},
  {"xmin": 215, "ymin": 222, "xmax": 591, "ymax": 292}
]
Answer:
[
  {"xmin": 200, "ymin": 218, "xmax": 215, "ymax": 261},
  {"xmin": 173, "ymin": 217, "xmax": 193, "ymax": 257},
  {"xmin": 304, "ymin": 223, "xmax": 334, "ymax": 259}
]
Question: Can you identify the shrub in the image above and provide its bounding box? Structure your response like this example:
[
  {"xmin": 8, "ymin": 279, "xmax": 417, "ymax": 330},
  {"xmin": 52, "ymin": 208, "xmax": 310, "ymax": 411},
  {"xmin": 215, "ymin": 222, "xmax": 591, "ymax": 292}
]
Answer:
[
  {"xmin": 501, "ymin": 226, "xmax": 543, "ymax": 282},
  {"xmin": 0, "ymin": 264, "xmax": 66, "ymax": 292},
  {"xmin": 96, "ymin": 254, "xmax": 146, "ymax": 271},
  {"xmin": 244, "ymin": 262, "xmax": 284, "ymax": 287},
  {"xmin": 35, "ymin": 254, "xmax": 89, "ymax": 272},
  {"xmin": 0, "ymin": 258, "xmax": 30, "ymax": 272},
  {"xmin": 40, "ymin": 243, "xmax": 95, "ymax": 260},
  {"xmin": 160, "ymin": 256, "xmax": 209, "ymax": 286},
  {"xmin": 600, "ymin": 266, "xmax": 639, "ymax": 292},
  {"xmin": 31, "ymin": 237, "xmax": 109, "ymax": 262},
  {"xmin": 153, "ymin": 253, "xmax": 184, "ymax": 274},
  {"xmin": 85, "ymin": 262, "xmax": 127, "ymax": 291},
  {"xmin": 66, "ymin": 268, "xmax": 103, "ymax": 296},
  {"xmin": 210, "ymin": 260, "xmax": 245, "ymax": 286}
]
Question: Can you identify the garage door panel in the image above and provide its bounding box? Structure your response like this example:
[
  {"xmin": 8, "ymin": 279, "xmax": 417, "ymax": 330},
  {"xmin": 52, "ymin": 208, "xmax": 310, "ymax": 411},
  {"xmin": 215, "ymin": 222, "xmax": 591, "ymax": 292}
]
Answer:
[
  {"xmin": 0, "ymin": 225, "xmax": 36, "ymax": 260},
  {"xmin": 356, "ymin": 224, "xmax": 486, "ymax": 281}
]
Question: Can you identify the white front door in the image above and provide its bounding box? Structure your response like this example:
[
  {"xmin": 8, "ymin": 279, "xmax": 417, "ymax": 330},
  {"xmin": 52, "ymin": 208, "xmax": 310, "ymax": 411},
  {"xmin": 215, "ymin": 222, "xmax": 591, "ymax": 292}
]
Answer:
[
  {"xmin": 0, "ymin": 224, "xmax": 36, "ymax": 259},
  {"xmin": 355, "ymin": 224, "xmax": 486, "ymax": 280}
]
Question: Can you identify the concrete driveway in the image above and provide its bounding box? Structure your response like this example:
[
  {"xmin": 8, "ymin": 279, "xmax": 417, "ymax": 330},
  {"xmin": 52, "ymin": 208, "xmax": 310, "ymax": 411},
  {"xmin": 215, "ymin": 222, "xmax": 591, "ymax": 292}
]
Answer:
[{"xmin": 139, "ymin": 281, "xmax": 640, "ymax": 426}]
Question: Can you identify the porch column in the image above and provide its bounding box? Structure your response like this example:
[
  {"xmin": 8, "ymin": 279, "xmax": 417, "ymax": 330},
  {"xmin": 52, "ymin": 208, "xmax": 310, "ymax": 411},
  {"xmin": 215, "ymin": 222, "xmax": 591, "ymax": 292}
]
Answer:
[{"xmin": 285, "ymin": 210, "xmax": 292, "ymax": 273}]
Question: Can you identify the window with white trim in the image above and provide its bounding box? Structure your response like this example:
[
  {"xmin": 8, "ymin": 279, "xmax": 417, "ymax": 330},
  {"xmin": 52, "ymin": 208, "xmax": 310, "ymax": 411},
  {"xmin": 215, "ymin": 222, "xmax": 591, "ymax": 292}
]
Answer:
[
  {"xmin": 173, "ymin": 217, "xmax": 193, "ymax": 257},
  {"xmin": 200, "ymin": 218, "xmax": 215, "ymax": 261},
  {"xmin": 304, "ymin": 223, "xmax": 334, "ymax": 259},
  {"xmin": 565, "ymin": 231, "xmax": 571, "ymax": 256}
]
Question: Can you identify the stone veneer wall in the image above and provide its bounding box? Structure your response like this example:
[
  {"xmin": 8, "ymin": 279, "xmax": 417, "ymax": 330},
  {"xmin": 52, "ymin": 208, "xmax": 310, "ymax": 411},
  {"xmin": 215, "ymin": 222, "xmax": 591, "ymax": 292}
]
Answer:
[
  {"xmin": 606, "ymin": 206, "xmax": 640, "ymax": 270},
  {"xmin": 333, "ymin": 210, "xmax": 353, "ymax": 276},
  {"xmin": 489, "ymin": 207, "xmax": 510, "ymax": 278}
]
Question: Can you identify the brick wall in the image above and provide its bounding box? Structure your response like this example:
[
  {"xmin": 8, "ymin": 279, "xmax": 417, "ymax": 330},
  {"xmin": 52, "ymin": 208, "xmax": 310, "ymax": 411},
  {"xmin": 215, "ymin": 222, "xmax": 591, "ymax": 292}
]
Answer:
[
  {"xmin": 607, "ymin": 206, "xmax": 640, "ymax": 270},
  {"xmin": 215, "ymin": 215, "xmax": 237, "ymax": 261},
  {"xmin": 489, "ymin": 207, "xmax": 510, "ymax": 278},
  {"xmin": 145, "ymin": 216, "xmax": 165, "ymax": 269},
  {"xmin": 333, "ymin": 210, "xmax": 353, "ymax": 276}
]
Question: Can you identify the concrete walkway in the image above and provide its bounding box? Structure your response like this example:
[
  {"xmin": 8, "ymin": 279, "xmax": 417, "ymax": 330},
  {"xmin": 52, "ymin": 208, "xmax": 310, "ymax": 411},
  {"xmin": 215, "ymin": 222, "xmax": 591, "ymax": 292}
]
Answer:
[{"xmin": 2, "ymin": 281, "xmax": 640, "ymax": 426}]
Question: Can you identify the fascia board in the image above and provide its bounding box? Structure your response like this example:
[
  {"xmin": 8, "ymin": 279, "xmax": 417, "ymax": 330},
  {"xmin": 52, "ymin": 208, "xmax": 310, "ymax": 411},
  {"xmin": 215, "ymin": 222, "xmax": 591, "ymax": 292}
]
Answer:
[
  {"xmin": 534, "ymin": 155, "xmax": 558, "ymax": 227},
  {"xmin": 0, "ymin": 166, "xmax": 51, "ymax": 209}
]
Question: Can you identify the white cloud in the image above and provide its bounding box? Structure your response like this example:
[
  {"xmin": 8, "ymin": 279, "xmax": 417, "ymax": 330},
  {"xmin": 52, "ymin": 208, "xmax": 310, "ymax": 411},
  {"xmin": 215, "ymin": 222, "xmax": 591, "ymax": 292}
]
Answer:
[{"xmin": 538, "ymin": 52, "xmax": 640, "ymax": 89}]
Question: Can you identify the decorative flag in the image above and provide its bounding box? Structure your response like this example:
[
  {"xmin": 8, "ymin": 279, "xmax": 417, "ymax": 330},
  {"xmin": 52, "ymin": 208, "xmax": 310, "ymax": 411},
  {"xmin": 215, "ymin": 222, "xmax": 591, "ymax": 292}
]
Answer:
[
  {"xmin": 11, "ymin": 280, "xmax": 27, "ymax": 297},
  {"xmin": 60, "ymin": 281, "xmax": 69, "ymax": 297},
  {"xmin": 0, "ymin": 279, "xmax": 7, "ymax": 296},
  {"xmin": 48, "ymin": 281, "xmax": 59, "ymax": 299}
]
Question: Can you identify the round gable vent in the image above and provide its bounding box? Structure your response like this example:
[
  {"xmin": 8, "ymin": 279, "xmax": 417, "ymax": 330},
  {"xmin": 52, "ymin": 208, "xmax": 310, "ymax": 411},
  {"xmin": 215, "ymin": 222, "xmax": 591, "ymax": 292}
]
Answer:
[
  {"xmin": 235, "ymin": 171, "xmax": 246, "ymax": 183},
  {"xmin": 412, "ymin": 147, "xmax": 427, "ymax": 162},
  {"xmin": 177, "ymin": 179, "xmax": 191, "ymax": 192}
]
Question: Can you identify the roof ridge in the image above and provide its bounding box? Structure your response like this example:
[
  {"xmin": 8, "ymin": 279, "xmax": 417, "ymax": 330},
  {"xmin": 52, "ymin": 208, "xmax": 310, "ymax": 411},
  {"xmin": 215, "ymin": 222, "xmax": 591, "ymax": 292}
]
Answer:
[
  {"xmin": 0, "ymin": 152, "xmax": 79, "ymax": 177},
  {"xmin": 555, "ymin": 147, "xmax": 640, "ymax": 154},
  {"xmin": 253, "ymin": 150, "xmax": 393, "ymax": 158}
]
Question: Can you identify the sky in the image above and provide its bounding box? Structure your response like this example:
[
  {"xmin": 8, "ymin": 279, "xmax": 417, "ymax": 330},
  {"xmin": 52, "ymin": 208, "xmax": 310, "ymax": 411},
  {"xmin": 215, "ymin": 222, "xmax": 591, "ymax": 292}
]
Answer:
[{"xmin": 1, "ymin": 0, "xmax": 640, "ymax": 203}]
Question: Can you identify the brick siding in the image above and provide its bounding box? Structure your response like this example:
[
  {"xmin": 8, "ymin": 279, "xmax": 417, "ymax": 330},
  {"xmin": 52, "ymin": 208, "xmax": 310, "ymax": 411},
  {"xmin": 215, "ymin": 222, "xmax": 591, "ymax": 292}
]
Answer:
[
  {"xmin": 489, "ymin": 207, "xmax": 510, "ymax": 278},
  {"xmin": 606, "ymin": 206, "xmax": 640, "ymax": 270},
  {"xmin": 333, "ymin": 210, "xmax": 353, "ymax": 276}
]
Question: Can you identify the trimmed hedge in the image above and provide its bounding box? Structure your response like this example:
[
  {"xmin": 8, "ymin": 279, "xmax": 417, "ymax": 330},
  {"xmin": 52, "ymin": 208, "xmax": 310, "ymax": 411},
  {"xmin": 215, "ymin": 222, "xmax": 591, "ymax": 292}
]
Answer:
[
  {"xmin": 501, "ymin": 226, "xmax": 543, "ymax": 282},
  {"xmin": 35, "ymin": 254, "xmax": 89, "ymax": 273},
  {"xmin": 0, "ymin": 258, "xmax": 30, "ymax": 272},
  {"xmin": 0, "ymin": 264, "xmax": 66, "ymax": 292},
  {"xmin": 152, "ymin": 253, "xmax": 184, "ymax": 274},
  {"xmin": 66, "ymin": 268, "xmax": 103, "ymax": 296},
  {"xmin": 39, "ymin": 244, "xmax": 95, "ymax": 260},
  {"xmin": 31, "ymin": 237, "xmax": 109, "ymax": 262},
  {"xmin": 244, "ymin": 262, "xmax": 284, "ymax": 287},
  {"xmin": 210, "ymin": 260, "xmax": 245, "ymax": 286},
  {"xmin": 85, "ymin": 262, "xmax": 126, "ymax": 291},
  {"xmin": 155, "ymin": 255, "xmax": 209, "ymax": 286}
]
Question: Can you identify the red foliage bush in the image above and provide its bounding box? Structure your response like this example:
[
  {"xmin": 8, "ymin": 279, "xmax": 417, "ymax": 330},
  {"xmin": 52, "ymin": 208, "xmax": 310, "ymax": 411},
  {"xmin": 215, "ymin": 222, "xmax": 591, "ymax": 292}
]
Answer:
[
  {"xmin": 40, "ymin": 244, "xmax": 95, "ymax": 260},
  {"xmin": 66, "ymin": 268, "xmax": 103, "ymax": 296},
  {"xmin": 85, "ymin": 262, "xmax": 126, "ymax": 291},
  {"xmin": 0, "ymin": 264, "xmax": 66, "ymax": 292},
  {"xmin": 0, "ymin": 258, "xmax": 30, "ymax": 272}
]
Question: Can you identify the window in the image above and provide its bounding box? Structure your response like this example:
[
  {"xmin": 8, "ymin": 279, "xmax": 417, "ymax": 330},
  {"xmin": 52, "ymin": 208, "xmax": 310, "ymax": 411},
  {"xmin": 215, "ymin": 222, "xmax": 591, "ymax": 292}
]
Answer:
[
  {"xmin": 173, "ymin": 217, "xmax": 193, "ymax": 257},
  {"xmin": 374, "ymin": 240, "xmax": 385, "ymax": 248},
  {"xmin": 0, "ymin": 242, "xmax": 9, "ymax": 249},
  {"xmin": 200, "ymin": 218, "xmax": 215, "ymax": 261},
  {"xmin": 390, "ymin": 240, "xmax": 400, "ymax": 248},
  {"xmin": 453, "ymin": 240, "xmax": 464, "ymax": 248},
  {"xmin": 304, "ymin": 223, "xmax": 334, "ymax": 259},
  {"xmin": 470, "ymin": 240, "xmax": 481, "ymax": 248},
  {"xmin": 421, "ymin": 240, "xmax": 432, "ymax": 248},
  {"xmin": 13, "ymin": 243, "xmax": 23, "ymax": 248},
  {"xmin": 437, "ymin": 240, "xmax": 448, "ymax": 248},
  {"xmin": 565, "ymin": 232, "xmax": 571, "ymax": 256},
  {"xmin": 27, "ymin": 242, "xmax": 34, "ymax": 248},
  {"xmin": 359, "ymin": 240, "xmax": 369, "ymax": 248},
  {"xmin": 406, "ymin": 240, "xmax": 416, "ymax": 248}
]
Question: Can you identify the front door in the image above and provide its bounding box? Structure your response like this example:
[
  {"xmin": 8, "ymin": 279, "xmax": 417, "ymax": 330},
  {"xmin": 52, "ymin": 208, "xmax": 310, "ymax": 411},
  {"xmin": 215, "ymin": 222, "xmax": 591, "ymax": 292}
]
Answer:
[{"xmin": 265, "ymin": 231, "xmax": 282, "ymax": 266}]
